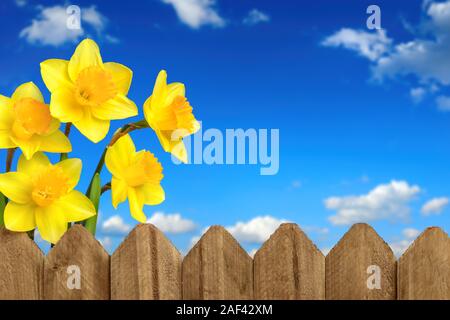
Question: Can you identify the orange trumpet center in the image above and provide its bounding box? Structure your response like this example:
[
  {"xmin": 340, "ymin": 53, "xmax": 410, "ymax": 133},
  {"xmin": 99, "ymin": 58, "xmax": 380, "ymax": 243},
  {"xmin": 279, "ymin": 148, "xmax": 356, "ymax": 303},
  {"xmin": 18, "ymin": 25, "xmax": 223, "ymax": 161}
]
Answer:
[
  {"xmin": 75, "ymin": 66, "xmax": 117, "ymax": 107},
  {"xmin": 12, "ymin": 98, "xmax": 52, "ymax": 140},
  {"xmin": 31, "ymin": 166, "xmax": 69, "ymax": 207}
]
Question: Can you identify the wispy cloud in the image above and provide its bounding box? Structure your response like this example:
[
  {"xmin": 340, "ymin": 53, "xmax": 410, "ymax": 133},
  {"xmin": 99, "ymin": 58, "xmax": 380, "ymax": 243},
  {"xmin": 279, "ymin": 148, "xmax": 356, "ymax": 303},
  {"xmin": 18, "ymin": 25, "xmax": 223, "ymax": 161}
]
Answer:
[
  {"xmin": 389, "ymin": 227, "xmax": 421, "ymax": 257},
  {"xmin": 162, "ymin": 0, "xmax": 225, "ymax": 29},
  {"xmin": 19, "ymin": 5, "xmax": 116, "ymax": 46},
  {"xmin": 322, "ymin": 28, "xmax": 391, "ymax": 61},
  {"xmin": 147, "ymin": 212, "xmax": 196, "ymax": 234},
  {"xmin": 243, "ymin": 9, "xmax": 270, "ymax": 26},
  {"xmin": 322, "ymin": 0, "xmax": 450, "ymax": 110},
  {"xmin": 101, "ymin": 215, "xmax": 132, "ymax": 236},
  {"xmin": 421, "ymin": 197, "xmax": 449, "ymax": 215},
  {"xmin": 325, "ymin": 180, "xmax": 420, "ymax": 225}
]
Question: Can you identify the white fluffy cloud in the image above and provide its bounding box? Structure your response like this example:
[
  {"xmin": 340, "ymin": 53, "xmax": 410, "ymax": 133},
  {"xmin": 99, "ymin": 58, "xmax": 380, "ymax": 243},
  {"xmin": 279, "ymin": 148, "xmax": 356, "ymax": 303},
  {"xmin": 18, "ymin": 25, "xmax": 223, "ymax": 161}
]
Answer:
[
  {"xmin": 322, "ymin": 28, "xmax": 391, "ymax": 61},
  {"xmin": 226, "ymin": 216, "xmax": 287, "ymax": 244},
  {"xmin": 101, "ymin": 215, "xmax": 132, "ymax": 236},
  {"xmin": 421, "ymin": 197, "xmax": 449, "ymax": 215},
  {"xmin": 323, "ymin": 1, "xmax": 450, "ymax": 110},
  {"xmin": 436, "ymin": 96, "xmax": 450, "ymax": 111},
  {"xmin": 162, "ymin": 0, "xmax": 225, "ymax": 29},
  {"xmin": 389, "ymin": 227, "xmax": 421, "ymax": 257},
  {"xmin": 20, "ymin": 5, "xmax": 112, "ymax": 46},
  {"xmin": 243, "ymin": 9, "xmax": 270, "ymax": 26},
  {"xmin": 325, "ymin": 180, "xmax": 420, "ymax": 225},
  {"xmin": 147, "ymin": 212, "xmax": 196, "ymax": 234}
]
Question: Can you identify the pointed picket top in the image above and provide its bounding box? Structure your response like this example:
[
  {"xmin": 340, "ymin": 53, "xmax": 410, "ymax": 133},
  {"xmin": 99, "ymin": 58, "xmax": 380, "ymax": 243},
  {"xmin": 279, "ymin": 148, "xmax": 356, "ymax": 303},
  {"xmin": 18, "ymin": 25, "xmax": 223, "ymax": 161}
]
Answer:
[
  {"xmin": 326, "ymin": 223, "xmax": 396, "ymax": 300},
  {"xmin": 0, "ymin": 228, "xmax": 44, "ymax": 299},
  {"xmin": 111, "ymin": 223, "xmax": 182, "ymax": 300},
  {"xmin": 182, "ymin": 225, "xmax": 253, "ymax": 299},
  {"xmin": 398, "ymin": 227, "xmax": 450, "ymax": 300},
  {"xmin": 254, "ymin": 223, "xmax": 325, "ymax": 299},
  {"xmin": 43, "ymin": 224, "xmax": 110, "ymax": 300}
]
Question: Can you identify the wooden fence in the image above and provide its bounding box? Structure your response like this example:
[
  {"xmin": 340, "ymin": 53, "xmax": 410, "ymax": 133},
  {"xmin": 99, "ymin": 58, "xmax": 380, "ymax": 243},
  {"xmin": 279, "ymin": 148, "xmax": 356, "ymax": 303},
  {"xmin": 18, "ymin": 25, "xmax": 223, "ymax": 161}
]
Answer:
[{"xmin": 0, "ymin": 223, "xmax": 449, "ymax": 300}]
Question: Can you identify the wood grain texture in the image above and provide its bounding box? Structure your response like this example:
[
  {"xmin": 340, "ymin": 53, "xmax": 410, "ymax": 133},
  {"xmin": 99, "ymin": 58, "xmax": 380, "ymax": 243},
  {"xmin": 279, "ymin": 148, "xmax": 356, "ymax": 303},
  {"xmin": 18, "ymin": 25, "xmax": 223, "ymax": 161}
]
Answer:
[
  {"xmin": 398, "ymin": 227, "xmax": 450, "ymax": 300},
  {"xmin": 254, "ymin": 223, "xmax": 325, "ymax": 299},
  {"xmin": 182, "ymin": 226, "xmax": 253, "ymax": 299},
  {"xmin": 43, "ymin": 225, "xmax": 110, "ymax": 300},
  {"xmin": 111, "ymin": 224, "xmax": 182, "ymax": 300},
  {"xmin": 326, "ymin": 223, "xmax": 396, "ymax": 300},
  {"xmin": 0, "ymin": 228, "xmax": 44, "ymax": 299}
]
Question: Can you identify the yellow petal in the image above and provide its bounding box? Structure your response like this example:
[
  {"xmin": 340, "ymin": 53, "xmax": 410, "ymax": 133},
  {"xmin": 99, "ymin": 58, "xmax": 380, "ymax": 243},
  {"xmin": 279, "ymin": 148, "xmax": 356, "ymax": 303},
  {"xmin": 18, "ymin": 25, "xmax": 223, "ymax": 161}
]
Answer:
[
  {"xmin": 40, "ymin": 59, "xmax": 73, "ymax": 92},
  {"xmin": 50, "ymin": 87, "xmax": 84, "ymax": 122},
  {"xmin": 0, "ymin": 95, "xmax": 14, "ymax": 130},
  {"xmin": 90, "ymin": 93, "xmax": 138, "ymax": 120},
  {"xmin": 154, "ymin": 129, "xmax": 171, "ymax": 152},
  {"xmin": 55, "ymin": 158, "xmax": 82, "ymax": 190},
  {"xmin": 111, "ymin": 177, "xmax": 127, "ymax": 208},
  {"xmin": 151, "ymin": 70, "xmax": 168, "ymax": 109},
  {"xmin": 105, "ymin": 134, "xmax": 135, "ymax": 177},
  {"xmin": 154, "ymin": 130, "xmax": 188, "ymax": 163},
  {"xmin": 39, "ymin": 130, "xmax": 72, "ymax": 154},
  {"xmin": 127, "ymin": 187, "xmax": 147, "ymax": 223},
  {"xmin": 17, "ymin": 152, "xmax": 50, "ymax": 176},
  {"xmin": 4, "ymin": 201, "xmax": 36, "ymax": 232},
  {"xmin": 73, "ymin": 110, "xmax": 110, "ymax": 143},
  {"xmin": 104, "ymin": 62, "xmax": 133, "ymax": 95},
  {"xmin": 0, "ymin": 172, "xmax": 33, "ymax": 204},
  {"xmin": 12, "ymin": 82, "xmax": 44, "ymax": 103},
  {"xmin": 139, "ymin": 183, "xmax": 165, "ymax": 205},
  {"xmin": 170, "ymin": 140, "xmax": 188, "ymax": 163},
  {"xmin": 11, "ymin": 135, "xmax": 41, "ymax": 160},
  {"xmin": 35, "ymin": 206, "xmax": 68, "ymax": 244},
  {"xmin": 42, "ymin": 118, "xmax": 61, "ymax": 136},
  {"xmin": 0, "ymin": 131, "xmax": 16, "ymax": 148},
  {"xmin": 55, "ymin": 190, "xmax": 96, "ymax": 222},
  {"xmin": 68, "ymin": 39, "xmax": 103, "ymax": 81},
  {"xmin": 165, "ymin": 82, "xmax": 185, "ymax": 104}
]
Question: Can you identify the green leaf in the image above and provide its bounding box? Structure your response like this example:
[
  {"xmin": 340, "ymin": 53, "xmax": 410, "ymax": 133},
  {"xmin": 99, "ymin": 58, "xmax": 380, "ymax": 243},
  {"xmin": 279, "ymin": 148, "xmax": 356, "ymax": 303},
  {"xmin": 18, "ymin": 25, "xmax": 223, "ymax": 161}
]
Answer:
[
  {"xmin": 0, "ymin": 192, "xmax": 6, "ymax": 227},
  {"xmin": 84, "ymin": 173, "xmax": 101, "ymax": 235}
]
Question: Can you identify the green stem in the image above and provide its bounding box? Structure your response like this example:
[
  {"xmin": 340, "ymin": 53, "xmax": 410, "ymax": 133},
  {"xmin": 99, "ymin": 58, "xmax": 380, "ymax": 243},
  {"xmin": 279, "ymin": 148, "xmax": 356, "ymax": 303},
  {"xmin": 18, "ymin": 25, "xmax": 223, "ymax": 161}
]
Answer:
[
  {"xmin": 101, "ymin": 182, "xmax": 111, "ymax": 195},
  {"xmin": 6, "ymin": 148, "xmax": 16, "ymax": 172},
  {"xmin": 82, "ymin": 120, "xmax": 149, "ymax": 233},
  {"xmin": 1, "ymin": 148, "xmax": 17, "ymax": 227},
  {"xmin": 59, "ymin": 123, "xmax": 72, "ymax": 161},
  {"xmin": 86, "ymin": 120, "xmax": 148, "ymax": 195}
]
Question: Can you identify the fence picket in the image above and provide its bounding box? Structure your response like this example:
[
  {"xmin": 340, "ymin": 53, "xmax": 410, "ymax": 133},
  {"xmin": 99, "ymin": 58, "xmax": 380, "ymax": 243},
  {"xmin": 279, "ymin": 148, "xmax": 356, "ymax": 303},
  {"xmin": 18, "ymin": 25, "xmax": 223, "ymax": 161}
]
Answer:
[
  {"xmin": 0, "ymin": 228, "xmax": 44, "ymax": 299},
  {"xmin": 182, "ymin": 226, "xmax": 253, "ymax": 299},
  {"xmin": 254, "ymin": 223, "xmax": 325, "ymax": 299},
  {"xmin": 43, "ymin": 225, "xmax": 110, "ymax": 300},
  {"xmin": 398, "ymin": 227, "xmax": 450, "ymax": 299},
  {"xmin": 111, "ymin": 224, "xmax": 182, "ymax": 299},
  {"xmin": 326, "ymin": 223, "xmax": 396, "ymax": 300}
]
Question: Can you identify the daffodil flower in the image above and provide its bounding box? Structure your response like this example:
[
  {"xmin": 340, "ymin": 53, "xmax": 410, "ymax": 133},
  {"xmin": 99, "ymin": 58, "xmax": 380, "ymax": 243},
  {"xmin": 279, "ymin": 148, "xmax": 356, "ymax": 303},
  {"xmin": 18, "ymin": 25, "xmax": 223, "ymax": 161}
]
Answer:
[
  {"xmin": 0, "ymin": 82, "xmax": 71, "ymax": 159},
  {"xmin": 143, "ymin": 70, "xmax": 200, "ymax": 163},
  {"xmin": 105, "ymin": 134, "xmax": 164, "ymax": 222},
  {"xmin": 0, "ymin": 153, "xmax": 96, "ymax": 243},
  {"xmin": 40, "ymin": 38, "xmax": 138, "ymax": 143}
]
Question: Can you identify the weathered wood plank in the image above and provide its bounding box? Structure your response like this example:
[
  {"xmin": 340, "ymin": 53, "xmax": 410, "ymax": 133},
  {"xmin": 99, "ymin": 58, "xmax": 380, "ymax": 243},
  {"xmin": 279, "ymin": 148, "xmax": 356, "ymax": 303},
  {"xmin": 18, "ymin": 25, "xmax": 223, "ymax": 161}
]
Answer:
[
  {"xmin": 398, "ymin": 227, "xmax": 450, "ymax": 299},
  {"xmin": 182, "ymin": 226, "xmax": 253, "ymax": 299},
  {"xmin": 0, "ymin": 228, "xmax": 44, "ymax": 299},
  {"xmin": 43, "ymin": 225, "xmax": 110, "ymax": 300},
  {"xmin": 326, "ymin": 223, "xmax": 396, "ymax": 300},
  {"xmin": 111, "ymin": 223, "xmax": 182, "ymax": 299},
  {"xmin": 254, "ymin": 223, "xmax": 325, "ymax": 299}
]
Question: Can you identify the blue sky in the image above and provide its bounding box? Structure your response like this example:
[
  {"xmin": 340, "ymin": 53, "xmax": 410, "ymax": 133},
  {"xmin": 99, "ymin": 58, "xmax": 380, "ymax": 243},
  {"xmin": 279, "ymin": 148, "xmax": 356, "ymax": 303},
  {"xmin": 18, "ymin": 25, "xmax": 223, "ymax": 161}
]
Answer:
[{"xmin": 1, "ymin": 0, "xmax": 449, "ymax": 256}]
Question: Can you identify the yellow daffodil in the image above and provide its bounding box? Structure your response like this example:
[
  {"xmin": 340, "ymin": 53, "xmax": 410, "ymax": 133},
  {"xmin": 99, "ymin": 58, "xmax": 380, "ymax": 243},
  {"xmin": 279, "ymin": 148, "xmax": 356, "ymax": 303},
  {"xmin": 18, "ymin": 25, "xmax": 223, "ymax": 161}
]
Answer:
[
  {"xmin": 0, "ymin": 152, "xmax": 96, "ymax": 243},
  {"xmin": 40, "ymin": 38, "xmax": 138, "ymax": 143},
  {"xmin": 0, "ymin": 82, "xmax": 71, "ymax": 159},
  {"xmin": 105, "ymin": 134, "xmax": 164, "ymax": 222},
  {"xmin": 143, "ymin": 70, "xmax": 200, "ymax": 163}
]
